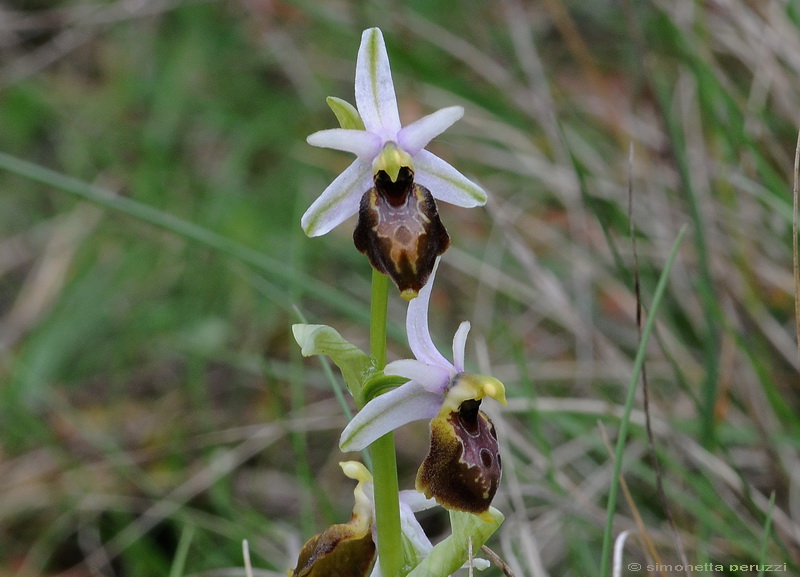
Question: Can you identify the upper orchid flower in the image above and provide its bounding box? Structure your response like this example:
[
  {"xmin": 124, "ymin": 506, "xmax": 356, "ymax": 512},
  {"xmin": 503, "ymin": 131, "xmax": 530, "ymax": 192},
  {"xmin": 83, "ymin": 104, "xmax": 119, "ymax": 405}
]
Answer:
[
  {"xmin": 303, "ymin": 27, "xmax": 487, "ymax": 299},
  {"xmin": 340, "ymin": 259, "xmax": 506, "ymax": 518}
]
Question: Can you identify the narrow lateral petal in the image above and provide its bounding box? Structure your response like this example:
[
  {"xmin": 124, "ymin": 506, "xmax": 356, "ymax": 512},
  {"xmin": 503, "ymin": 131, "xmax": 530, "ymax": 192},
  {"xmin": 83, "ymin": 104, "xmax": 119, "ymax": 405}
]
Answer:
[
  {"xmin": 385, "ymin": 359, "xmax": 451, "ymax": 395},
  {"xmin": 451, "ymin": 321, "xmax": 471, "ymax": 373},
  {"xmin": 302, "ymin": 160, "xmax": 372, "ymax": 237},
  {"xmin": 396, "ymin": 106, "xmax": 464, "ymax": 156},
  {"xmin": 399, "ymin": 499, "xmax": 434, "ymax": 560},
  {"xmin": 406, "ymin": 258, "xmax": 452, "ymax": 369},
  {"xmin": 355, "ymin": 28, "xmax": 401, "ymax": 138},
  {"xmin": 339, "ymin": 381, "xmax": 441, "ymax": 452},
  {"xmin": 413, "ymin": 149, "xmax": 487, "ymax": 207},
  {"xmin": 307, "ymin": 129, "xmax": 381, "ymax": 160},
  {"xmin": 399, "ymin": 490, "xmax": 438, "ymax": 513}
]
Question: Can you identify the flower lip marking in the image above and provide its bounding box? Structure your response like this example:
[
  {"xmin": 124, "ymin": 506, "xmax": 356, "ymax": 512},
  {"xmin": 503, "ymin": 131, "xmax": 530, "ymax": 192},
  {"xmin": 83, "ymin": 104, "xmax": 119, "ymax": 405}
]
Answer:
[
  {"xmin": 354, "ymin": 166, "xmax": 450, "ymax": 300},
  {"xmin": 374, "ymin": 167, "xmax": 412, "ymax": 208},
  {"xmin": 416, "ymin": 384, "xmax": 503, "ymax": 518},
  {"xmin": 456, "ymin": 398, "xmax": 483, "ymax": 437}
]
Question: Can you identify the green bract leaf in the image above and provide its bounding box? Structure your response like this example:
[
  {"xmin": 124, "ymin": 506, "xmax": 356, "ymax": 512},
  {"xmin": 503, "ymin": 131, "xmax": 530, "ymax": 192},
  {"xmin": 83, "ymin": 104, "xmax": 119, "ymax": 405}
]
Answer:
[
  {"xmin": 326, "ymin": 97, "xmax": 365, "ymax": 130},
  {"xmin": 405, "ymin": 509, "xmax": 503, "ymax": 577},
  {"xmin": 292, "ymin": 324, "xmax": 376, "ymax": 405},
  {"xmin": 400, "ymin": 532, "xmax": 425, "ymax": 575},
  {"xmin": 361, "ymin": 373, "xmax": 408, "ymax": 403}
]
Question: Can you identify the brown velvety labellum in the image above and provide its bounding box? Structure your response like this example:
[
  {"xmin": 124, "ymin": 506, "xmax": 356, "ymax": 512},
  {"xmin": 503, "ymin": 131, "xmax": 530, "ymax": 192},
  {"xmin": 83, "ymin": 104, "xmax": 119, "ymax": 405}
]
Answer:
[
  {"xmin": 353, "ymin": 167, "xmax": 450, "ymax": 297},
  {"xmin": 291, "ymin": 523, "xmax": 375, "ymax": 577},
  {"xmin": 416, "ymin": 399, "xmax": 502, "ymax": 515}
]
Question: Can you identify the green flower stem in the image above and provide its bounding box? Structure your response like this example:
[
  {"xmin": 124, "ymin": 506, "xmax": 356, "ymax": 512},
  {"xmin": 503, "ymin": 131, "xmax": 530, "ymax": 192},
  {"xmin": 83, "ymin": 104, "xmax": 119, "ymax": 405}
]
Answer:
[
  {"xmin": 369, "ymin": 269, "xmax": 403, "ymax": 577},
  {"xmin": 370, "ymin": 269, "xmax": 390, "ymax": 368},
  {"xmin": 371, "ymin": 433, "xmax": 403, "ymax": 577}
]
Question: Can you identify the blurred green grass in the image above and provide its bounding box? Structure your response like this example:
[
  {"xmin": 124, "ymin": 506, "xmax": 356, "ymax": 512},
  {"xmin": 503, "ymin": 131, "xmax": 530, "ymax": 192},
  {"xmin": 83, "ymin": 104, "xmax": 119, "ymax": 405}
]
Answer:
[{"xmin": 2, "ymin": 0, "xmax": 800, "ymax": 576}]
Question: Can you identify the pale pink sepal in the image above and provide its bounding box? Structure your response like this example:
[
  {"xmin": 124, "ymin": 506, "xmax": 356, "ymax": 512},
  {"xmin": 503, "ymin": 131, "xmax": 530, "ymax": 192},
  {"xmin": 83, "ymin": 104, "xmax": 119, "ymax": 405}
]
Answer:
[
  {"xmin": 397, "ymin": 106, "xmax": 464, "ymax": 156},
  {"xmin": 301, "ymin": 160, "xmax": 372, "ymax": 237},
  {"xmin": 339, "ymin": 381, "xmax": 441, "ymax": 452},
  {"xmin": 385, "ymin": 359, "xmax": 451, "ymax": 395},
  {"xmin": 451, "ymin": 321, "xmax": 471, "ymax": 373},
  {"xmin": 307, "ymin": 129, "xmax": 382, "ymax": 160},
  {"xmin": 406, "ymin": 258, "xmax": 452, "ymax": 368},
  {"xmin": 355, "ymin": 28, "xmax": 401, "ymax": 140},
  {"xmin": 413, "ymin": 149, "xmax": 487, "ymax": 207}
]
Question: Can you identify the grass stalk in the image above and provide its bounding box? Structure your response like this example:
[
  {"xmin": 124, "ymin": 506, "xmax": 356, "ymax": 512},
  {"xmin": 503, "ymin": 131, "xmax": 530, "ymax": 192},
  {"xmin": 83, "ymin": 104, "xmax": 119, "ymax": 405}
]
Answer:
[
  {"xmin": 168, "ymin": 524, "xmax": 195, "ymax": 577},
  {"xmin": 650, "ymin": 74, "xmax": 721, "ymax": 449},
  {"xmin": 757, "ymin": 492, "xmax": 776, "ymax": 577},
  {"xmin": 793, "ymin": 130, "xmax": 800, "ymax": 367},
  {"xmin": 599, "ymin": 225, "xmax": 687, "ymax": 577},
  {"xmin": 0, "ymin": 152, "xmax": 369, "ymax": 324}
]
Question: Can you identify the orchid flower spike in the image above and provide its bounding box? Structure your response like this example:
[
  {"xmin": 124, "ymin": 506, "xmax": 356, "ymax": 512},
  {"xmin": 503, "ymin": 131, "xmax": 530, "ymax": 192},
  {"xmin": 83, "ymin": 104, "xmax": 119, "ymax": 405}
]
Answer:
[
  {"xmin": 303, "ymin": 27, "xmax": 487, "ymax": 299},
  {"xmin": 340, "ymin": 259, "xmax": 507, "ymax": 518}
]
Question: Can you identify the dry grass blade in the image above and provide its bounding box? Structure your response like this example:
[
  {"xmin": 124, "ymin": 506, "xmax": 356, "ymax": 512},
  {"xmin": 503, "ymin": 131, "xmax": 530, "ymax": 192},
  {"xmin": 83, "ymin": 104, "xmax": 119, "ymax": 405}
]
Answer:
[
  {"xmin": 793, "ymin": 129, "xmax": 800, "ymax": 367},
  {"xmin": 243, "ymin": 539, "xmax": 254, "ymax": 577},
  {"xmin": 598, "ymin": 422, "xmax": 667, "ymax": 577},
  {"xmin": 612, "ymin": 530, "xmax": 631, "ymax": 577},
  {"xmin": 0, "ymin": 0, "xmax": 200, "ymax": 90},
  {"xmin": 480, "ymin": 545, "xmax": 516, "ymax": 577},
  {"xmin": 627, "ymin": 143, "xmax": 688, "ymax": 573},
  {"xmin": 0, "ymin": 203, "xmax": 102, "ymax": 349}
]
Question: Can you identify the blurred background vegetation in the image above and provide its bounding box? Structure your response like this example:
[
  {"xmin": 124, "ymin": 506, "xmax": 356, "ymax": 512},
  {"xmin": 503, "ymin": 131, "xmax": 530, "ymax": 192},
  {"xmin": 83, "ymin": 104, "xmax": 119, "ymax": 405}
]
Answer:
[{"xmin": 1, "ymin": 0, "xmax": 800, "ymax": 575}]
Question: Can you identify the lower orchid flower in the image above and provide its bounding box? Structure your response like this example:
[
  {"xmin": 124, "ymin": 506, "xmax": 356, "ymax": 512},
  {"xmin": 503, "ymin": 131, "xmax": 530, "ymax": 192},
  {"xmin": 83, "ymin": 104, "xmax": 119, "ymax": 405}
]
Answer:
[
  {"xmin": 340, "ymin": 259, "xmax": 507, "ymax": 519},
  {"xmin": 290, "ymin": 462, "xmax": 376, "ymax": 577},
  {"xmin": 291, "ymin": 461, "xmax": 454, "ymax": 577}
]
